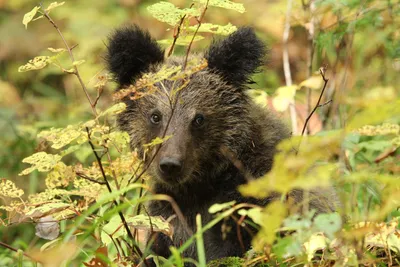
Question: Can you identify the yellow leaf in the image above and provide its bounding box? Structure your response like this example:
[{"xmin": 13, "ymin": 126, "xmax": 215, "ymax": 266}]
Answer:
[
  {"xmin": 19, "ymin": 152, "xmax": 62, "ymax": 176},
  {"xmin": 158, "ymin": 35, "xmax": 205, "ymax": 46},
  {"xmin": 247, "ymin": 89, "xmax": 268, "ymax": 107},
  {"xmin": 143, "ymin": 136, "xmax": 172, "ymax": 149},
  {"xmin": 188, "ymin": 23, "xmax": 237, "ymax": 36},
  {"xmin": 18, "ymin": 56, "xmax": 51, "ymax": 72},
  {"xmin": 48, "ymin": 47, "xmax": 67, "ymax": 53},
  {"xmin": 38, "ymin": 125, "xmax": 83, "ymax": 149},
  {"xmin": 0, "ymin": 179, "xmax": 24, "ymax": 198},
  {"xmin": 45, "ymin": 1, "xmax": 65, "ymax": 12},
  {"xmin": 299, "ymin": 75, "xmax": 324, "ymax": 90},
  {"xmin": 195, "ymin": 0, "xmax": 245, "ymax": 13},
  {"xmin": 22, "ymin": 6, "xmax": 40, "ymax": 29},
  {"xmin": 272, "ymin": 85, "xmax": 298, "ymax": 112}
]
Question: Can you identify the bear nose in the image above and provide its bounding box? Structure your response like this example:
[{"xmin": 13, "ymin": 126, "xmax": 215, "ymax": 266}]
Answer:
[{"xmin": 159, "ymin": 157, "xmax": 182, "ymax": 175}]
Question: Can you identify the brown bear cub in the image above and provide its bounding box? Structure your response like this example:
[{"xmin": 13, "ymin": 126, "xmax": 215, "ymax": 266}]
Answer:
[{"xmin": 106, "ymin": 25, "xmax": 335, "ymax": 263}]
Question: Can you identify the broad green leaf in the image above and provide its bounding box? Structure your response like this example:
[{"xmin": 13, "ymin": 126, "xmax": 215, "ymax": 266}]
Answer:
[
  {"xmin": 188, "ymin": 23, "xmax": 237, "ymax": 35},
  {"xmin": 38, "ymin": 125, "xmax": 83, "ymax": 149},
  {"xmin": 208, "ymin": 201, "xmax": 236, "ymax": 213},
  {"xmin": 272, "ymin": 85, "xmax": 298, "ymax": 112},
  {"xmin": 299, "ymin": 75, "xmax": 324, "ymax": 90},
  {"xmin": 158, "ymin": 35, "xmax": 205, "ymax": 46},
  {"xmin": 0, "ymin": 179, "xmax": 24, "ymax": 198},
  {"xmin": 147, "ymin": 2, "xmax": 200, "ymax": 26},
  {"xmin": 19, "ymin": 152, "xmax": 62, "ymax": 176},
  {"xmin": 313, "ymin": 213, "xmax": 342, "ymax": 239},
  {"xmin": 18, "ymin": 56, "xmax": 51, "ymax": 72},
  {"xmin": 45, "ymin": 1, "xmax": 65, "ymax": 12},
  {"xmin": 195, "ymin": 0, "xmax": 245, "ymax": 13},
  {"xmin": 22, "ymin": 6, "xmax": 40, "ymax": 29}
]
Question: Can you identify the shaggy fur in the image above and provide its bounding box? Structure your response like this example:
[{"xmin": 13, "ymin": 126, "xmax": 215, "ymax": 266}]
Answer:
[{"xmin": 106, "ymin": 25, "xmax": 336, "ymax": 264}]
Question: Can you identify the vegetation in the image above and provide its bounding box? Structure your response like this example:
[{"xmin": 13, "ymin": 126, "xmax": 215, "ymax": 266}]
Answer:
[{"xmin": 0, "ymin": 0, "xmax": 399, "ymax": 266}]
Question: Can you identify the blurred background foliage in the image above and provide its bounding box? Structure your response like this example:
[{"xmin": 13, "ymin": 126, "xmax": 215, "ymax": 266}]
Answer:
[{"xmin": 0, "ymin": 0, "xmax": 399, "ymax": 265}]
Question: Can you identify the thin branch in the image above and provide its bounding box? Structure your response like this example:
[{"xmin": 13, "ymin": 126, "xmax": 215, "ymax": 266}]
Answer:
[
  {"xmin": 0, "ymin": 241, "xmax": 40, "ymax": 263},
  {"xmin": 85, "ymin": 128, "xmax": 148, "ymax": 266},
  {"xmin": 301, "ymin": 67, "xmax": 329, "ymax": 136},
  {"xmin": 168, "ymin": 15, "xmax": 187, "ymax": 57},
  {"xmin": 40, "ymin": 3, "xmax": 98, "ymax": 117},
  {"xmin": 183, "ymin": 0, "xmax": 210, "ymax": 69},
  {"xmin": 75, "ymin": 172, "xmax": 106, "ymax": 185},
  {"xmin": 282, "ymin": 0, "xmax": 298, "ymax": 135}
]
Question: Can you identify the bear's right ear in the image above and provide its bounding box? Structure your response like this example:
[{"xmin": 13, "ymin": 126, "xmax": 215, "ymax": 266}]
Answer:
[{"xmin": 106, "ymin": 25, "xmax": 164, "ymax": 86}]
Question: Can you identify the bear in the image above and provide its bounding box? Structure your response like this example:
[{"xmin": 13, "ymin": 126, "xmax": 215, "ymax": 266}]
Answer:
[{"xmin": 106, "ymin": 25, "xmax": 336, "ymax": 264}]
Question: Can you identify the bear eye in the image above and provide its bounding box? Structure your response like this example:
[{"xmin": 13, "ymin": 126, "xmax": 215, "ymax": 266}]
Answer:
[
  {"xmin": 193, "ymin": 114, "xmax": 205, "ymax": 127},
  {"xmin": 150, "ymin": 113, "xmax": 162, "ymax": 125}
]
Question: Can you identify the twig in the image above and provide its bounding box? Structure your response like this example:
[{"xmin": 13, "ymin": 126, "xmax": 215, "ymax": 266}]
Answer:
[
  {"xmin": 0, "ymin": 241, "xmax": 40, "ymax": 263},
  {"xmin": 168, "ymin": 15, "xmax": 187, "ymax": 57},
  {"xmin": 282, "ymin": 0, "xmax": 298, "ymax": 135},
  {"xmin": 39, "ymin": 3, "xmax": 98, "ymax": 117},
  {"xmin": 301, "ymin": 67, "xmax": 329, "ymax": 136},
  {"xmin": 85, "ymin": 128, "xmax": 148, "ymax": 266},
  {"xmin": 183, "ymin": 0, "xmax": 210, "ymax": 69},
  {"xmin": 75, "ymin": 172, "xmax": 106, "ymax": 185}
]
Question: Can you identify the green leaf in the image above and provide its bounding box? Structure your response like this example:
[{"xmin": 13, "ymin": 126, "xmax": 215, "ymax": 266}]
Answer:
[
  {"xmin": 195, "ymin": 0, "xmax": 245, "ymax": 13},
  {"xmin": 72, "ymin": 60, "xmax": 85, "ymax": 66},
  {"xmin": 147, "ymin": 2, "xmax": 200, "ymax": 26},
  {"xmin": 313, "ymin": 213, "xmax": 342, "ymax": 239},
  {"xmin": 188, "ymin": 23, "xmax": 237, "ymax": 35},
  {"xmin": 238, "ymin": 207, "xmax": 263, "ymax": 225},
  {"xmin": 208, "ymin": 201, "xmax": 236, "ymax": 213},
  {"xmin": 18, "ymin": 56, "xmax": 51, "ymax": 72},
  {"xmin": 19, "ymin": 152, "xmax": 62, "ymax": 176},
  {"xmin": 22, "ymin": 6, "xmax": 40, "ymax": 29}
]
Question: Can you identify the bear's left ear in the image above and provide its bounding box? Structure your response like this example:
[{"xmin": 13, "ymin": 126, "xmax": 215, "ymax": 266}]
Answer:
[
  {"xmin": 205, "ymin": 27, "xmax": 265, "ymax": 87},
  {"xmin": 106, "ymin": 25, "xmax": 164, "ymax": 86}
]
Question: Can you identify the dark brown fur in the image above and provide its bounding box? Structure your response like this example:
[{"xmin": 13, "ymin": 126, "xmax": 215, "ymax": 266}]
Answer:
[{"xmin": 106, "ymin": 25, "xmax": 336, "ymax": 263}]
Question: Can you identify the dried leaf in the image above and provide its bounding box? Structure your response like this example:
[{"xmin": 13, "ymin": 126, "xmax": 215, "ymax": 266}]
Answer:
[
  {"xmin": 18, "ymin": 56, "xmax": 51, "ymax": 72},
  {"xmin": 35, "ymin": 215, "xmax": 60, "ymax": 240},
  {"xmin": 19, "ymin": 152, "xmax": 62, "ymax": 176},
  {"xmin": 0, "ymin": 179, "xmax": 24, "ymax": 198}
]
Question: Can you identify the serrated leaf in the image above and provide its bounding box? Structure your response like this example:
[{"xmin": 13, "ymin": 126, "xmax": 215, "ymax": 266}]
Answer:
[
  {"xmin": 19, "ymin": 152, "xmax": 62, "ymax": 176},
  {"xmin": 48, "ymin": 47, "xmax": 67, "ymax": 53},
  {"xmin": 147, "ymin": 2, "xmax": 200, "ymax": 26},
  {"xmin": 45, "ymin": 1, "xmax": 65, "ymax": 12},
  {"xmin": 299, "ymin": 75, "xmax": 324, "ymax": 90},
  {"xmin": 208, "ymin": 201, "xmax": 236, "ymax": 214},
  {"xmin": 195, "ymin": 0, "xmax": 245, "ymax": 13},
  {"xmin": 188, "ymin": 23, "xmax": 237, "ymax": 35},
  {"xmin": 38, "ymin": 125, "xmax": 83, "ymax": 149},
  {"xmin": 18, "ymin": 56, "xmax": 51, "ymax": 72},
  {"xmin": 0, "ymin": 179, "xmax": 24, "ymax": 198},
  {"xmin": 23, "ymin": 6, "xmax": 40, "ymax": 29},
  {"xmin": 158, "ymin": 35, "xmax": 204, "ymax": 46}
]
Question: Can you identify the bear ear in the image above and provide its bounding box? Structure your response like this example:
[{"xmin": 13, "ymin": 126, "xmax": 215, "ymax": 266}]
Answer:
[
  {"xmin": 205, "ymin": 27, "xmax": 266, "ymax": 86},
  {"xmin": 106, "ymin": 25, "xmax": 164, "ymax": 86}
]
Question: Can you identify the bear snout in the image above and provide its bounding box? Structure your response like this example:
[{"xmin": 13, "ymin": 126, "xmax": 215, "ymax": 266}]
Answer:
[{"xmin": 158, "ymin": 157, "xmax": 183, "ymax": 181}]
